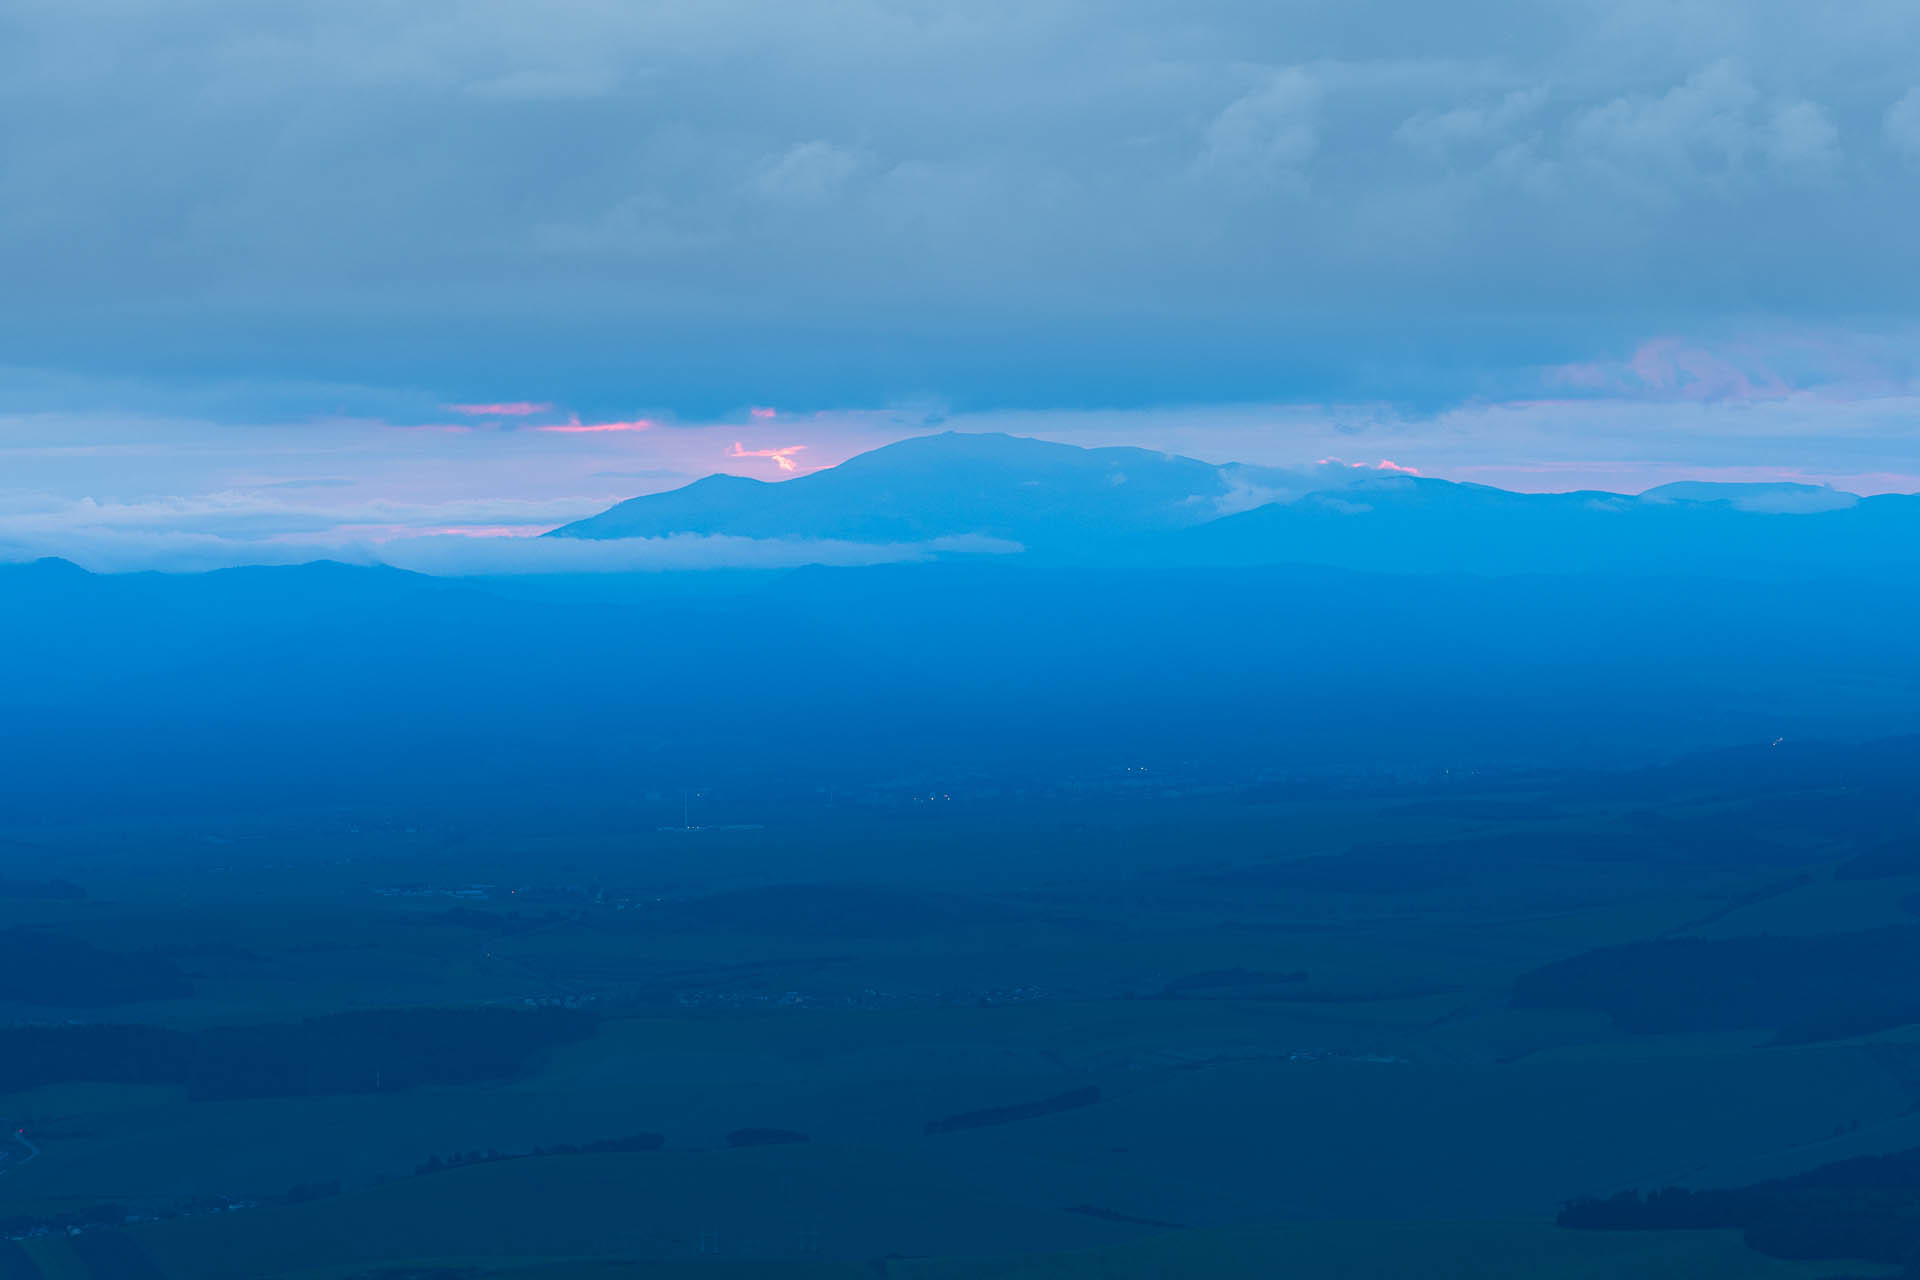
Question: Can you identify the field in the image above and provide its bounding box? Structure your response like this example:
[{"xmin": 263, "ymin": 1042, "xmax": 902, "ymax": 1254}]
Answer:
[{"xmin": 4, "ymin": 741, "xmax": 1919, "ymax": 1276}]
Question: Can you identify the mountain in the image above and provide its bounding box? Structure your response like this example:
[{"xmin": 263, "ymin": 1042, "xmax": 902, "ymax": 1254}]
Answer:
[
  {"xmin": 551, "ymin": 433, "xmax": 1920, "ymax": 577},
  {"xmin": 1162, "ymin": 475, "xmax": 1920, "ymax": 575},
  {"xmin": 1638, "ymin": 481, "xmax": 1860, "ymax": 514},
  {"xmin": 547, "ymin": 431, "xmax": 1318, "ymax": 551}
]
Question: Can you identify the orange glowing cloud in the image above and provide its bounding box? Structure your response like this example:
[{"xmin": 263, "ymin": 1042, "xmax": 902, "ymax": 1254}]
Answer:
[
  {"xmin": 445, "ymin": 402, "xmax": 553, "ymax": 416},
  {"xmin": 730, "ymin": 441, "xmax": 807, "ymax": 472}
]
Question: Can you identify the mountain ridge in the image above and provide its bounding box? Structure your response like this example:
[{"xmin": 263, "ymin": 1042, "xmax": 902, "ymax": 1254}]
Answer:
[
  {"xmin": 545, "ymin": 431, "xmax": 1917, "ymax": 575},
  {"xmin": 548, "ymin": 431, "xmax": 1252, "ymax": 547}
]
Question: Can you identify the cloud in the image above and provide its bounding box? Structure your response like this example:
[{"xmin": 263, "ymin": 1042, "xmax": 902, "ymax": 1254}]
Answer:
[
  {"xmin": 256, "ymin": 477, "xmax": 356, "ymax": 490},
  {"xmin": 0, "ymin": 490, "xmax": 600, "ymax": 543},
  {"xmin": 446, "ymin": 402, "xmax": 555, "ymax": 416},
  {"xmin": 4, "ymin": 2, "xmax": 1920, "ymax": 414},
  {"xmin": 1887, "ymin": 87, "xmax": 1920, "ymax": 161},
  {"xmin": 1566, "ymin": 60, "xmax": 1850, "ymax": 189},
  {"xmin": 6, "ymin": 0, "xmax": 1920, "ymax": 503},
  {"xmin": 754, "ymin": 141, "xmax": 859, "ymax": 202},
  {"xmin": 1396, "ymin": 86, "xmax": 1548, "ymax": 156},
  {"xmin": 1317, "ymin": 457, "xmax": 1420, "ymax": 475},
  {"xmin": 1542, "ymin": 332, "xmax": 1913, "ymax": 403},
  {"xmin": 1196, "ymin": 69, "xmax": 1320, "ymax": 183},
  {"xmin": 465, "ymin": 66, "xmax": 621, "ymax": 102},
  {"xmin": 1563, "ymin": 61, "xmax": 1839, "ymax": 188},
  {"xmin": 373, "ymin": 532, "xmax": 1021, "ymax": 575},
  {"xmin": 729, "ymin": 441, "xmax": 807, "ymax": 472},
  {"xmin": 1567, "ymin": 61, "xmax": 1759, "ymax": 179},
  {"xmin": 537, "ymin": 423, "xmax": 654, "ymax": 434},
  {"xmin": 1765, "ymin": 99, "xmax": 1842, "ymax": 177},
  {"xmin": 0, "ymin": 524, "xmax": 1022, "ymax": 576},
  {"xmin": 0, "ymin": 450, "xmax": 1027, "ymax": 572}
]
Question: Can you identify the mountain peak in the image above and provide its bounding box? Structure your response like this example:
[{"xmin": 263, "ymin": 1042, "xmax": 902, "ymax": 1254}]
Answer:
[{"xmin": 548, "ymin": 431, "xmax": 1229, "ymax": 547}]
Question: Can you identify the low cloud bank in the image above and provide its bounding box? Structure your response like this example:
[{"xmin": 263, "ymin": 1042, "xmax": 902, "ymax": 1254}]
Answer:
[
  {"xmin": 375, "ymin": 531, "xmax": 1022, "ymax": 575},
  {"xmin": 0, "ymin": 524, "xmax": 1022, "ymax": 576}
]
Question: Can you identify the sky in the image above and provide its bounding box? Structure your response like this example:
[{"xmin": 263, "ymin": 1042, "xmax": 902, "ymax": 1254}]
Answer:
[{"xmin": 5, "ymin": 0, "xmax": 1920, "ymax": 569}]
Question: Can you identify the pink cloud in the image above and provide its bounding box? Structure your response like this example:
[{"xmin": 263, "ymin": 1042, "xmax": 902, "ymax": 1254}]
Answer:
[
  {"xmin": 1547, "ymin": 338, "xmax": 1804, "ymax": 404},
  {"xmin": 444, "ymin": 402, "xmax": 554, "ymax": 416},
  {"xmin": 1629, "ymin": 339, "xmax": 1791, "ymax": 402},
  {"xmin": 730, "ymin": 441, "xmax": 807, "ymax": 472},
  {"xmin": 750, "ymin": 406, "xmax": 778, "ymax": 419},
  {"xmin": 535, "ymin": 414, "xmax": 655, "ymax": 434},
  {"xmin": 1316, "ymin": 456, "xmax": 1419, "ymax": 474}
]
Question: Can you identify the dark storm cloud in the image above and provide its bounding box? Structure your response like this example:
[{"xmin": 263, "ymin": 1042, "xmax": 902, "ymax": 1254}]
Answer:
[{"xmin": 4, "ymin": 0, "xmax": 1920, "ymax": 413}]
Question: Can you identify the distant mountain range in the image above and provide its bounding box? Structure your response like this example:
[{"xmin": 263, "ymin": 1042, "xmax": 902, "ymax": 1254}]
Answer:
[{"xmin": 549, "ymin": 431, "xmax": 1920, "ymax": 575}]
